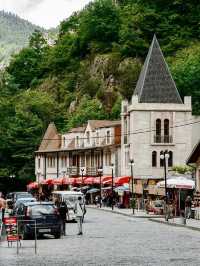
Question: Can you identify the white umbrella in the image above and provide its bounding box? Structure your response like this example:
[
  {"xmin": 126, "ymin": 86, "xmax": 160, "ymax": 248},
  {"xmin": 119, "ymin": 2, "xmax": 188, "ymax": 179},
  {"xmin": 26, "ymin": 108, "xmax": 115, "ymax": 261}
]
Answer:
[{"xmin": 156, "ymin": 176, "xmax": 195, "ymax": 190}]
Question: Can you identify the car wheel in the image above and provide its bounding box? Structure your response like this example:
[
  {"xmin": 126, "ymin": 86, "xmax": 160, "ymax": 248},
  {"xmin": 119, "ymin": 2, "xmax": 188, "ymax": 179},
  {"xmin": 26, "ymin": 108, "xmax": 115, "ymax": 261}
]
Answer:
[{"xmin": 54, "ymin": 232, "xmax": 61, "ymax": 239}]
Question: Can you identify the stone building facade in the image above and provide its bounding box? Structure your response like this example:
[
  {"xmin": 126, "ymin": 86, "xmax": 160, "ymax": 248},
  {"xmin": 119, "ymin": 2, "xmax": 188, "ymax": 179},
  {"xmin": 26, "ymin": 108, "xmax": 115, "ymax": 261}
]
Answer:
[{"xmin": 121, "ymin": 35, "xmax": 199, "ymax": 182}]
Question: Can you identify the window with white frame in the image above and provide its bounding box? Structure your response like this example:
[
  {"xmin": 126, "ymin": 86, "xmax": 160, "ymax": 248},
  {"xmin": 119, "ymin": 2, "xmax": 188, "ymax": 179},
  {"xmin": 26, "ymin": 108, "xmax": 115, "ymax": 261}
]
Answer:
[
  {"xmin": 76, "ymin": 136, "xmax": 79, "ymax": 147},
  {"xmin": 63, "ymin": 136, "xmax": 66, "ymax": 147},
  {"xmin": 38, "ymin": 158, "xmax": 40, "ymax": 169},
  {"xmin": 96, "ymin": 132, "xmax": 99, "ymax": 145},
  {"xmin": 125, "ymin": 151, "xmax": 130, "ymax": 168},
  {"xmin": 81, "ymin": 154, "xmax": 85, "ymax": 167},
  {"xmin": 86, "ymin": 131, "xmax": 90, "ymax": 144},
  {"xmin": 106, "ymin": 130, "xmax": 111, "ymax": 144},
  {"xmin": 105, "ymin": 151, "xmax": 111, "ymax": 166}
]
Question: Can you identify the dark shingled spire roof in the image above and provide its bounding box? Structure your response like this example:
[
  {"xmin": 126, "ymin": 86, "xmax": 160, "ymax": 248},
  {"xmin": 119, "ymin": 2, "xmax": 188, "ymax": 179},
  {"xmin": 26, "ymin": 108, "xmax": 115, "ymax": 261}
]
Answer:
[{"xmin": 134, "ymin": 35, "xmax": 182, "ymax": 104}]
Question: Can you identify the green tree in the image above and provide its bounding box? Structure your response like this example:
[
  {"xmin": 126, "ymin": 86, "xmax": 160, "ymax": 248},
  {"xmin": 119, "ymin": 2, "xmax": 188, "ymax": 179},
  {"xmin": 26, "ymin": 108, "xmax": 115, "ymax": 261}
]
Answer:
[
  {"xmin": 170, "ymin": 43, "xmax": 200, "ymax": 115},
  {"xmin": 66, "ymin": 96, "xmax": 108, "ymax": 130},
  {"xmin": 117, "ymin": 58, "xmax": 141, "ymax": 100}
]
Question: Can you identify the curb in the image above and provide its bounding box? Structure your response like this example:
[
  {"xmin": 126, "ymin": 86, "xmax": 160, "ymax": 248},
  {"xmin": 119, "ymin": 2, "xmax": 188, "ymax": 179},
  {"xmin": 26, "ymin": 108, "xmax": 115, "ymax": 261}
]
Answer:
[
  {"xmin": 149, "ymin": 218, "xmax": 200, "ymax": 232},
  {"xmin": 87, "ymin": 206, "xmax": 164, "ymax": 219}
]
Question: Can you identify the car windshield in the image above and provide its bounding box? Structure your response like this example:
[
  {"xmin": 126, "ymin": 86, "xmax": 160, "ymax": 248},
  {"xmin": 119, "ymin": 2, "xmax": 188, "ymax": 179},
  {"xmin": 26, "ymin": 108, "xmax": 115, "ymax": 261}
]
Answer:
[
  {"xmin": 16, "ymin": 198, "xmax": 36, "ymax": 205},
  {"xmin": 154, "ymin": 201, "xmax": 163, "ymax": 207},
  {"xmin": 16, "ymin": 193, "xmax": 33, "ymax": 199},
  {"xmin": 30, "ymin": 205, "xmax": 55, "ymax": 216}
]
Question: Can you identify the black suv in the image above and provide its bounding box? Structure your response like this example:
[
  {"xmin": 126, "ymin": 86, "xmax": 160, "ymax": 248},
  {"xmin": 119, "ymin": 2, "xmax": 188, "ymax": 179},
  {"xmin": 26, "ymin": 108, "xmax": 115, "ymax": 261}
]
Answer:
[{"xmin": 16, "ymin": 202, "xmax": 62, "ymax": 239}]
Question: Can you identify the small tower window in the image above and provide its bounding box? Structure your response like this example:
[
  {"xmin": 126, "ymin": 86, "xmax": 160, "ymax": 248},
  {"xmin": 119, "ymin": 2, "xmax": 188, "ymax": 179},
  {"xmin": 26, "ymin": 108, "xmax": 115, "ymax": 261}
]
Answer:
[
  {"xmin": 168, "ymin": 151, "xmax": 173, "ymax": 167},
  {"xmin": 152, "ymin": 151, "xmax": 157, "ymax": 167}
]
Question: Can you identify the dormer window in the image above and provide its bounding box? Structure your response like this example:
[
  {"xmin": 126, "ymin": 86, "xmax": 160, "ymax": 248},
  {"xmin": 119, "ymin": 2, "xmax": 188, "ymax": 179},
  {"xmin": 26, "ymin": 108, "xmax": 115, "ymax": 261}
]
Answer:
[
  {"xmin": 76, "ymin": 136, "xmax": 79, "ymax": 147},
  {"xmin": 63, "ymin": 137, "xmax": 66, "ymax": 147},
  {"xmin": 86, "ymin": 132, "xmax": 90, "ymax": 144},
  {"xmin": 96, "ymin": 132, "xmax": 99, "ymax": 145},
  {"xmin": 106, "ymin": 131, "xmax": 111, "ymax": 144}
]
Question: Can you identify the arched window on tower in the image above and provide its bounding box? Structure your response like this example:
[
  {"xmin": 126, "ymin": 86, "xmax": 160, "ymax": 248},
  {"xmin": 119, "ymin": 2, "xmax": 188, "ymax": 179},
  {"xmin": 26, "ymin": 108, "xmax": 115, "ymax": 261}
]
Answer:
[
  {"xmin": 168, "ymin": 151, "xmax": 173, "ymax": 167},
  {"xmin": 155, "ymin": 119, "xmax": 161, "ymax": 143},
  {"xmin": 152, "ymin": 151, "xmax": 157, "ymax": 167},
  {"xmin": 164, "ymin": 119, "xmax": 170, "ymax": 143},
  {"xmin": 160, "ymin": 151, "xmax": 164, "ymax": 167}
]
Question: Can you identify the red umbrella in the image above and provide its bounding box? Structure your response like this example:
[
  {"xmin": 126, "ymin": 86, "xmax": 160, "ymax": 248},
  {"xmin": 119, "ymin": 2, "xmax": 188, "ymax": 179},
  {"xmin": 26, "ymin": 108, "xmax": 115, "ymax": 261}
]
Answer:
[
  {"xmin": 41, "ymin": 178, "xmax": 53, "ymax": 185},
  {"xmin": 115, "ymin": 176, "xmax": 130, "ymax": 186},
  {"xmin": 27, "ymin": 182, "xmax": 38, "ymax": 189},
  {"xmin": 68, "ymin": 178, "xmax": 78, "ymax": 185},
  {"xmin": 53, "ymin": 178, "xmax": 65, "ymax": 185},
  {"xmin": 84, "ymin": 177, "xmax": 96, "ymax": 185},
  {"xmin": 102, "ymin": 176, "xmax": 112, "ymax": 183}
]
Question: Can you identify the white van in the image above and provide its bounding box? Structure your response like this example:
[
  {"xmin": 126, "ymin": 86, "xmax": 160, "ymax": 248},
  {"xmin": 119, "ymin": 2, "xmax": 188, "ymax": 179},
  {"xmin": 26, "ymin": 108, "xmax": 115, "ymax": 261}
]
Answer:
[{"xmin": 52, "ymin": 191, "xmax": 85, "ymax": 221}]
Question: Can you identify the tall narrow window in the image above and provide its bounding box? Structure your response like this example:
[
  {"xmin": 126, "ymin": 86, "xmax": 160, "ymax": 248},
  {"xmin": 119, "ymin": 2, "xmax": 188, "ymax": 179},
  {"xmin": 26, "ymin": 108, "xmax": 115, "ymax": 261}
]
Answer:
[
  {"xmin": 38, "ymin": 158, "xmax": 40, "ymax": 169},
  {"xmin": 168, "ymin": 151, "xmax": 173, "ymax": 167},
  {"xmin": 81, "ymin": 154, "xmax": 85, "ymax": 167},
  {"xmin": 96, "ymin": 132, "xmax": 99, "ymax": 145},
  {"xmin": 124, "ymin": 118, "xmax": 127, "ymax": 144},
  {"xmin": 152, "ymin": 151, "xmax": 157, "ymax": 167},
  {"xmin": 63, "ymin": 137, "xmax": 66, "ymax": 147},
  {"xmin": 164, "ymin": 119, "xmax": 169, "ymax": 143},
  {"xmin": 125, "ymin": 151, "xmax": 130, "ymax": 168},
  {"xmin": 76, "ymin": 136, "xmax": 79, "ymax": 147},
  {"xmin": 106, "ymin": 131, "xmax": 111, "ymax": 144},
  {"xmin": 86, "ymin": 132, "xmax": 90, "ymax": 144},
  {"xmin": 156, "ymin": 119, "xmax": 161, "ymax": 143},
  {"xmin": 160, "ymin": 151, "xmax": 164, "ymax": 167}
]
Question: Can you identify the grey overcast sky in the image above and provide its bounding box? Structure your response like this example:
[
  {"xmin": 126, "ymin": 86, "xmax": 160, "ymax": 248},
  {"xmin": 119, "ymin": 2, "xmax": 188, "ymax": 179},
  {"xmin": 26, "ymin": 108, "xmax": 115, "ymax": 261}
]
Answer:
[{"xmin": 0, "ymin": 0, "xmax": 92, "ymax": 29}]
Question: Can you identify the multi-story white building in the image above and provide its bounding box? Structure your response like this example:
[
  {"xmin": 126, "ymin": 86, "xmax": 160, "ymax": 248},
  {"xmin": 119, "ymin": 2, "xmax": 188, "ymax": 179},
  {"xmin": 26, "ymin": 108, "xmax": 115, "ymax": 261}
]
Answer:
[
  {"xmin": 35, "ymin": 120, "xmax": 121, "ymax": 182},
  {"xmin": 121, "ymin": 35, "xmax": 199, "ymax": 182}
]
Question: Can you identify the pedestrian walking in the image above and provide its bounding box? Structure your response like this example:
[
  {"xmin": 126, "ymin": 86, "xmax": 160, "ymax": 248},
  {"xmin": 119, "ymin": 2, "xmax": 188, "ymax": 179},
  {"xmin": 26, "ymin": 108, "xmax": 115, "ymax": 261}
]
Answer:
[
  {"xmin": 74, "ymin": 196, "xmax": 84, "ymax": 235},
  {"xmin": 58, "ymin": 201, "xmax": 68, "ymax": 236},
  {"xmin": 185, "ymin": 195, "xmax": 192, "ymax": 219}
]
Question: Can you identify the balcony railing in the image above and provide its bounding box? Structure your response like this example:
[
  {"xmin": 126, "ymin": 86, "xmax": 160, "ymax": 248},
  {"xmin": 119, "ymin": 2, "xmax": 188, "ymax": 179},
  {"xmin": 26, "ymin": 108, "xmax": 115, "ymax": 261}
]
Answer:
[
  {"xmin": 67, "ymin": 166, "xmax": 99, "ymax": 176},
  {"xmin": 67, "ymin": 167, "xmax": 79, "ymax": 176},
  {"xmin": 154, "ymin": 135, "xmax": 173, "ymax": 144}
]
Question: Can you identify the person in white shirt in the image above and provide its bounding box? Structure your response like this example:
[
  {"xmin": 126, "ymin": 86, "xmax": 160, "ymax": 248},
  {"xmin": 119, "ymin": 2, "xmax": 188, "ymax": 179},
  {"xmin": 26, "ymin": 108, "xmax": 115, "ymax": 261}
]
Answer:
[{"xmin": 74, "ymin": 196, "xmax": 84, "ymax": 235}]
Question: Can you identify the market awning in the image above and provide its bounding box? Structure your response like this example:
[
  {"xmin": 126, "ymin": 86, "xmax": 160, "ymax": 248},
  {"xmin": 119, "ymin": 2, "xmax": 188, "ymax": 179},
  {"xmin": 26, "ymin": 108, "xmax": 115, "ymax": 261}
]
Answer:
[
  {"xmin": 41, "ymin": 178, "xmax": 53, "ymax": 185},
  {"xmin": 84, "ymin": 177, "xmax": 96, "ymax": 185},
  {"xmin": 27, "ymin": 182, "xmax": 38, "ymax": 189},
  {"xmin": 53, "ymin": 177, "xmax": 65, "ymax": 185},
  {"xmin": 115, "ymin": 176, "xmax": 131, "ymax": 186}
]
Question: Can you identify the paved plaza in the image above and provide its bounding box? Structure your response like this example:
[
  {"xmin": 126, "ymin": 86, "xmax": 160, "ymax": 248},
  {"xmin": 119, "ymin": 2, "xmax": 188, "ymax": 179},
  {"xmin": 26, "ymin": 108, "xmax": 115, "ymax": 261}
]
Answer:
[{"xmin": 0, "ymin": 208, "xmax": 200, "ymax": 266}]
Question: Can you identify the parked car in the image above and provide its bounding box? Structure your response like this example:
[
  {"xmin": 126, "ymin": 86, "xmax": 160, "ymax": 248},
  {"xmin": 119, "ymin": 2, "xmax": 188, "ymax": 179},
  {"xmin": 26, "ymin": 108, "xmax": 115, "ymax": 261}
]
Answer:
[
  {"xmin": 148, "ymin": 200, "xmax": 164, "ymax": 215},
  {"xmin": 12, "ymin": 197, "xmax": 37, "ymax": 215},
  {"xmin": 16, "ymin": 202, "xmax": 62, "ymax": 239},
  {"xmin": 14, "ymin": 192, "xmax": 34, "ymax": 202},
  {"xmin": 7, "ymin": 192, "xmax": 34, "ymax": 208},
  {"xmin": 52, "ymin": 191, "xmax": 86, "ymax": 222}
]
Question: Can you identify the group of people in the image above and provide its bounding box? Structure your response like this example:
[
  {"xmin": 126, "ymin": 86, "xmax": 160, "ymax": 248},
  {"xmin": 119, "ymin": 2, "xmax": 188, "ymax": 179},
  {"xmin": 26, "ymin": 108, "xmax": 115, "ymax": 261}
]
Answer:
[{"xmin": 55, "ymin": 196, "xmax": 85, "ymax": 236}]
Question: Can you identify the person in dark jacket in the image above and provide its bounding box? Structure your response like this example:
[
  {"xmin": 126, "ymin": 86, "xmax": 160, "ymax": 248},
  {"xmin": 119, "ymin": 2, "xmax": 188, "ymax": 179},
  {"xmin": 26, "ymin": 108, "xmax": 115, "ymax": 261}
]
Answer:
[
  {"xmin": 185, "ymin": 196, "xmax": 192, "ymax": 219},
  {"xmin": 58, "ymin": 201, "xmax": 68, "ymax": 236}
]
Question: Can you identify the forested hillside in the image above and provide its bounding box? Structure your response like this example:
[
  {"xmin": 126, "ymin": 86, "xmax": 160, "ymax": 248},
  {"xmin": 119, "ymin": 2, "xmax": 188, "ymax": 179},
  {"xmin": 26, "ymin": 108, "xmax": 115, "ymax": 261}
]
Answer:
[
  {"xmin": 0, "ymin": 0, "xmax": 200, "ymax": 183},
  {"xmin": 0, "ymin": 11, "xmax": 45, "ymax": 66}
]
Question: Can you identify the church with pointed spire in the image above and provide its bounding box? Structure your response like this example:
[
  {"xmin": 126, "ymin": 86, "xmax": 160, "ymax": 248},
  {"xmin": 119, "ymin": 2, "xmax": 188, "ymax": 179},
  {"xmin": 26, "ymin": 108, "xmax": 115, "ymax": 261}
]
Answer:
[{"xmin": 121, "ymin": 35, "xmax": 199, "ymax": 183}]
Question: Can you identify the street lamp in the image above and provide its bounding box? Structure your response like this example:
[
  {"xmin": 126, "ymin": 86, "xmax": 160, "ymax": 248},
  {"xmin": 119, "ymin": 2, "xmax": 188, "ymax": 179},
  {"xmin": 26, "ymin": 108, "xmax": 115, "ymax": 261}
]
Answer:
[
  {"xmin": 111, "ymin": 163, "xmax": 114, "ymax": 210},
  {"xmin": 81, "ymin": 168, "xmax": 84, "ymax": 192},
  {"xmin": 129, "ymin": 159, "xmax": 135, "ymax": 214},
  {"xmin": 160, "ymin": 151, "xmax": 169, "ymax": 221},
  {"xmin": 98, "ymin": 167, "xmax": 103, "ymax": 208}
]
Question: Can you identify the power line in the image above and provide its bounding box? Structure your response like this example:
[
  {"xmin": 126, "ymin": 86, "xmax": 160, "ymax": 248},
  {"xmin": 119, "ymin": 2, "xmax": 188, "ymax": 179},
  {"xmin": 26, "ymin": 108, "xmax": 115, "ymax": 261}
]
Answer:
[{"xmin": 40, "ymin": 118, "xmax": 200, "ymax": 142}]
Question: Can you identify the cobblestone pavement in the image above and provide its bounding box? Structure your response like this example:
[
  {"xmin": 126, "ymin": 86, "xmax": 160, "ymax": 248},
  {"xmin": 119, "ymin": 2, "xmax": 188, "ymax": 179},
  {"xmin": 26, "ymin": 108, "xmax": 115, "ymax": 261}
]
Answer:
[{"xmin": 0, "ymin": 208, "xmax": 200, "ymax": 266}]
